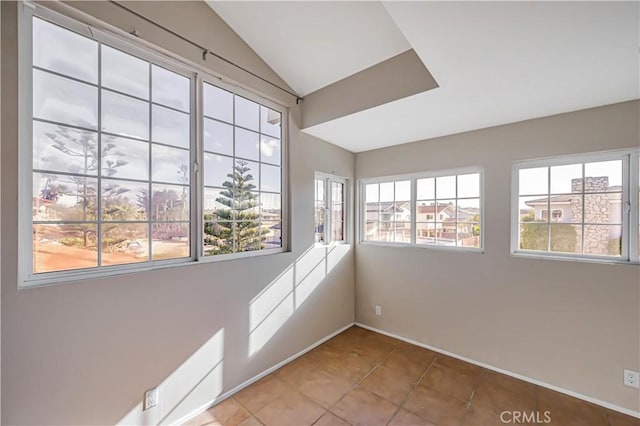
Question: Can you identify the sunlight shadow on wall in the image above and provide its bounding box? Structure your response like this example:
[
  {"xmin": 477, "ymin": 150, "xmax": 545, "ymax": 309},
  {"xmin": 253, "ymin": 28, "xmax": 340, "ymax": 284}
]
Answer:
[
  {"xmin": 117, "ymin": 328, "xmax": 224, "ymax": 426},
  {"xmin": 249, "ymin": 244, "xmax": 350, "ymax": 355}
]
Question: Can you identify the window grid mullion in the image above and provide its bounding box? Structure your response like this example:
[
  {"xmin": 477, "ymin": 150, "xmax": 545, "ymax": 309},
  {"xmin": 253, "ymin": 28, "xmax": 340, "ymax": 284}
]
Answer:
[
  {"xmin": 147, "ymin": 60, "xmax": 153, "ymax": 262},
  {"xmin": 97, "ymin": 42, "xmax": 103, "ymax": 268}
]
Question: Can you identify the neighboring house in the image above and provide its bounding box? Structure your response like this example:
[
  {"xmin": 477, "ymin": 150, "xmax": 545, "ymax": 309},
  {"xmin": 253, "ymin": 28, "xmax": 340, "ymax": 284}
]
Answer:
[{"xmin": 523, "ymin": 176, "xmax": 622, "ymax": 252}]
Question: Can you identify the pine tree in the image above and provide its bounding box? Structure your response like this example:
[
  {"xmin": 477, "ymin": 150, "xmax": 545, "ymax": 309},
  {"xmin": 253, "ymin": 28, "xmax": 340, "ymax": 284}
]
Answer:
[{"xmin": 204, "ymin": 160, "xmax": 267, "ymax": 254}]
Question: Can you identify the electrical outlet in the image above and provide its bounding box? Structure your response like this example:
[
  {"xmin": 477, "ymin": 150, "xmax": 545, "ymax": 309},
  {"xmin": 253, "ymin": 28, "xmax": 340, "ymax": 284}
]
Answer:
[
  {"xmin": 144, "ymin": 387, "xmax": 159, "ymax": 411},
  {"xmin": 623, "ymin": 369, "xmax": 639, "ymax": 388},
  {"xmin": 375, "ymin": 305, "xmax": 382, "ymax": 316}
]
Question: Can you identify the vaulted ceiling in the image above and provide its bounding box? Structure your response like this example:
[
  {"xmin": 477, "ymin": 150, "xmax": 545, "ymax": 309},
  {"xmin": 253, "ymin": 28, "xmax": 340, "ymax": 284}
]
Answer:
[{"xmin": 207, "ymin": 1, "xmax": 639, "ymax": 153}]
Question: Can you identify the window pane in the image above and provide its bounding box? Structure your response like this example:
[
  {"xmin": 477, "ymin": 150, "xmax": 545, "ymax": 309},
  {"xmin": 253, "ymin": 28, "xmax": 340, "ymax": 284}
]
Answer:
[
  {"xmin": 203, "ymin": 188, "xmax": 228, "ymax": 220},
  {"xmin": 395, "ymin": 223, "xmax": 411, "ymax": 243},
  {"xmin": 33, "ymin": 121, "xmax": 98, "ymax": 175},
  {"xmin": 584, "ymin": 225, "xmax": 621, "ymax": 256},
  {"xmin": 152, "ymin": 223, "xmax": 189, "ymax": 260},
  {"xmin": 585, "ymin": 192, "xmax": 622, "ymax": 224},
  {"xmin": 235, "ymin": 96, "xmax": 259, "ymax": 131},
  {"xmin": 395, "ymin": 201, "xmax": 411, "ymax": 222},
  {"xmin": 204, "ymin": 220, "xmax": 233, "ymax": 255},
  {"xmin": 260, "ymin": 105, "xmax": 281, "ymax": 138},
  {"xmin": 233, "ymin": 159, "xmax": 258, "ymax": 192},
  {"xmin": 457, "ymin": 223, "xmax": 480, "ymax": 248},
  {"xmin": 152, "ymin": 65, "xmax": 190, "ymax": 112},
  {"xmin": 519, "ymin": 196, "xmax": 548, "ymax": 223},
  {"xmin": 435, "ymin": 200, "xmax": 455, "ymax": 221},
  {"xmin": 519, "ymin": 167, "xmax": 548, "ymax": 195},
  {"xmin": 395, "ymin": 180, "xmax": 411, "ymax": 202},
  {"xmin": 152, "ymin": 144, "xmax": 190, "ymax": 184},
  {"xmin": 365, "ymin": 203, "xmax": 380, "ymax": 222},
  {"xmin": 378, "ymin": 222, "xmax": 394, "ymax": 242},
  {"xmin": 151, "ymin": 105, "xmax": 189, "ymax": 148},
  {"xmin": 33, "ymin": 69, "xmax": 98, "ymax": 129},
  {"xmin": 457, "ymin": 173, "xmax": 479, "ymax": 198},
  {"xmin": 584, "ymin": 160, "xmax": 622, "ymax": 192},
  {"xmin": 102, "ymin": 135, "xmax": 149, "ymax": 181},
  {"xmin": 417, "ymin": 178, "xmax": 434, "ymax": 200},
  {"xmin": 435, "ymin": 222, "xmax": 455, "ymax": 246},
  {"xmin": 102, "ymin": 90, "xmax": 149, "ymax": 140},
  {"xmin": 550, "ymin": 224, "xmax": 581, "ymax": 254},
  {"xmin": 364, "ymin": 222, "xmax": 379, "ymax": 241},
  {"xmin": 236, "ymin": 128, "xmax": 259, "ymax": 161},
  {"xmin": 234, "ymin": 220, "xmax": 265, "ymax": 252},
  {"xmin": 416, "ymin": 202, "xmax": 436, "ymax": 222},
  {"xmin": 261, "ymin": 164, "xmax": 280, "ymax": 193},
  {"xmin": 365, "ymin": 184, "xmax": 379, "ymax": 203},
  {"xmin": 204, "ymin": 153, "xmax": 233, "ymax": 188},
  {"xmin": 262, "ymin": 221, "xmax": 282, "ymax": 249},
  {"xmin": 260, "ymin": 135, "xmax": 281, "ymax": 165},
  {"xmin": 101, "ymin": 45, "xmax": 149, "ymax": 99},
  {"xmin": 151, "ymin": 184, "xmax": 189, "ymax": 221},
  {"xmin": 436, "ymin": 175, "xmax": 455, "ymax": 199},
  {"xmin": 550, "ymin": 163, "xmax": 582, "ymax": 194},
  {"xmin": 34, "ymin": 224, "xmax": 97, "ymax": 273},
  {"xmin": 416, "ymin": 223, "xmax": 436, "ymax": 245},
  {"xmin": 101, "ymin": 222, "xmax": 149, "ymax": 266},
  {"xmin": 204, "ymin": 118, "xmax": 233, "ymax": 155},
  {"xmin": 101, "ymin": 179, "xmax": 147, "ymax": 221},
  {"xmin": 203, "ymin": 83, "xmax": 233, "ymax": 123},
  {"xmin": 261, "ymin": 193, "xmax": 281, "ymax": 222},
  {"xmin": 33, "ymin": 17, "xmax": 98, "ymax": 84},
  {"xmin": 316, "ymin": 179, "xmax": 325, "ymax": 202},
  {"xmin": 519, "ymin": 223, "xmax": 549, "ymax": 251},
  {"xmin": 332, "ymin": 182, "xmax": 344, "ymax": 203},
  {"xmin": 380, "ymin": 182, "xmax": 394, "ymax": 202},
  {"xmin": 457, "ymin": 198, "xmax": 480, "ymax": 224},
  {"xmin": 33, "ymin": 173, "xmax": 97, "ymax": 221}
]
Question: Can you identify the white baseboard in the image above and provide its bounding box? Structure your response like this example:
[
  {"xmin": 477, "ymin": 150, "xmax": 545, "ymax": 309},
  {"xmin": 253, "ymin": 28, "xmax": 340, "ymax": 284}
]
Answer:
[
  {"xmin": 170, "ymin": 322, "xmax": 354, "ymax": 426},
  {"xmin": 355, "ymin": 322, "xmax": 640, "ymax": 419}
]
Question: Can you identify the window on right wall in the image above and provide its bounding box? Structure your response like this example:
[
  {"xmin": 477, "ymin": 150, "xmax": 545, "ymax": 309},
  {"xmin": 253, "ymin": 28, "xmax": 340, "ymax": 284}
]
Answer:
[{"xmin": 512, "ymin": 149, "xmax": 640, "ymax": 263}]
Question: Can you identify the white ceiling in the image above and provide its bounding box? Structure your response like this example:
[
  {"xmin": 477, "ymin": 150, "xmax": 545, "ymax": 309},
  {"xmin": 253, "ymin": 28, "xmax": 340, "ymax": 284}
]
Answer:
[
  {"xmin": 207, "ymin": 1, "xmax": 410, "ymax": 96},
  {"xmin": 208, "ymin": 1, "xmax": 640, "ymax": 153}
]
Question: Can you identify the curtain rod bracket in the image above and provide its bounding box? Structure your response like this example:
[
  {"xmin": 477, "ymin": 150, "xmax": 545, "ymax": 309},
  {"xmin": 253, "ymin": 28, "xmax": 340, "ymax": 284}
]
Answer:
[
  {"xmin": 130, "ymin": 29, "xmax": 140, "ymax": 37},
  {"xmin": 202, "ymin": 50, "xmax": 209, "ymax": 61}
]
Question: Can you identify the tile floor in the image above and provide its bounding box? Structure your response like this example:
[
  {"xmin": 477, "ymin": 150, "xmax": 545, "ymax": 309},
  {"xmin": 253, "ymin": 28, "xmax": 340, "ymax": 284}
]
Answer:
[{"xmin": 185, "ymin": 326, "xmax": 639, "ymax": 426}]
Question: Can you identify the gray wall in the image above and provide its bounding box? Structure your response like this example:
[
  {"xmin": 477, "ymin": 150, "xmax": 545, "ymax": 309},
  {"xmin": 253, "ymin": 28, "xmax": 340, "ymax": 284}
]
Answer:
[
  {"xmin": 355, "ymin": 100, "xmax": 640, "ymax": 413},
  {"xmin": 1, "ymin": 2, "xmax": 355, "ymax": 424}
]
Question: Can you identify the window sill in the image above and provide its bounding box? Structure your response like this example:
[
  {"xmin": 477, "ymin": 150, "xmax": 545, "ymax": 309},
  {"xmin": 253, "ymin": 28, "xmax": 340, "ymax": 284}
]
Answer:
[
  {"xmin": 511, "ymin": 251, "xmax": 640, "ymax": 266},
  {"xmin": 359, "ymin": 241, "xmax": 484, "ymax": 254},
  {"xmin": 20, "ymin": 248, "xmax": 288, "ymax": 289}
]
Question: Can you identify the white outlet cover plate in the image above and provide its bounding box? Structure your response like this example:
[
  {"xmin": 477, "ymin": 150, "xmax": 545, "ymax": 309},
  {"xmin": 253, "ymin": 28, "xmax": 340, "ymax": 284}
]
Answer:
[
  {"xmin": 144, "ymin": 387, "xmax": 159, "ymax": 411},
  {"xmin": 623, "ymin": 369, "xmax": 639, "ymax": 388}
]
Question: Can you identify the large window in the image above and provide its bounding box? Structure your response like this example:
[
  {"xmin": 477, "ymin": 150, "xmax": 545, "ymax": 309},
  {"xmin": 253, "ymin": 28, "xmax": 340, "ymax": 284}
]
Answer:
[
  {"xmin": 512, "ymin": 149, "xmax": 640, "ymax": 262},
  {"xmin": 314, "ymin": 174, "xmax": 347, "ymax": 244},
  {"xmin": 21, "ymin": 7, "xmax": 286, "ymax": 285},
  {"xmin": 361, "ymin": 169, "xmax": 483, "ymax": 249}
]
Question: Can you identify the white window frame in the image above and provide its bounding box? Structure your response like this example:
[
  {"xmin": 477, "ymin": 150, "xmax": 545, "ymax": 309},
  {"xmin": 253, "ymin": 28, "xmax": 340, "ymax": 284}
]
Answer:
[
  {"xmin": 315, "ymin": 172, "xmax": 348, "ymax": 245},
  {"xmin": 198, "ymin": 76, "xmax": 288, "ymax": 262},
  {"xmin": 511, "ymin": 148, "xmax": 640, "ymax": 264},
  {"xmin": 358, "ymin": 167, "xmax": 484, "ymax": 253},
  {"xmin": 18, "ymin": 3, "xmax": 289, "ymax": 287}
]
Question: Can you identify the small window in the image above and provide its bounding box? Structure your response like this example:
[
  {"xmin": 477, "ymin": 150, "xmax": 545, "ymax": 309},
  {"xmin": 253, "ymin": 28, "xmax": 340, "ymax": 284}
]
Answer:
[
  {"xmin": 315, "ymin": 174, "xmax": 347, "ymax": 244},
  {"xmin": 361, "ymin": 169, "xmax": 483, "ymax": 249},
  {"xmin": 513, "ymin": 150, "xmax": 640, "ymax": 262},
  {"xmin": 202, "ymin": 83, "xmax": 283, "ymax": 255}
]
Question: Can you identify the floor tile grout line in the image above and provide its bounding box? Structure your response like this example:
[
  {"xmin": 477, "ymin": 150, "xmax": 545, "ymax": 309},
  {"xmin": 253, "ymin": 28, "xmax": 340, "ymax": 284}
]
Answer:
[
  {"xmin": 385, "ymin": 353, "xmax": 440, "ymax": 425},
  {"xmin": 313, "ymin": 332, "xmax": 401, "ymax": 424},
  {"xmin": 230, "ymin": 396, "xmax": 265, "ymax": 425}
]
